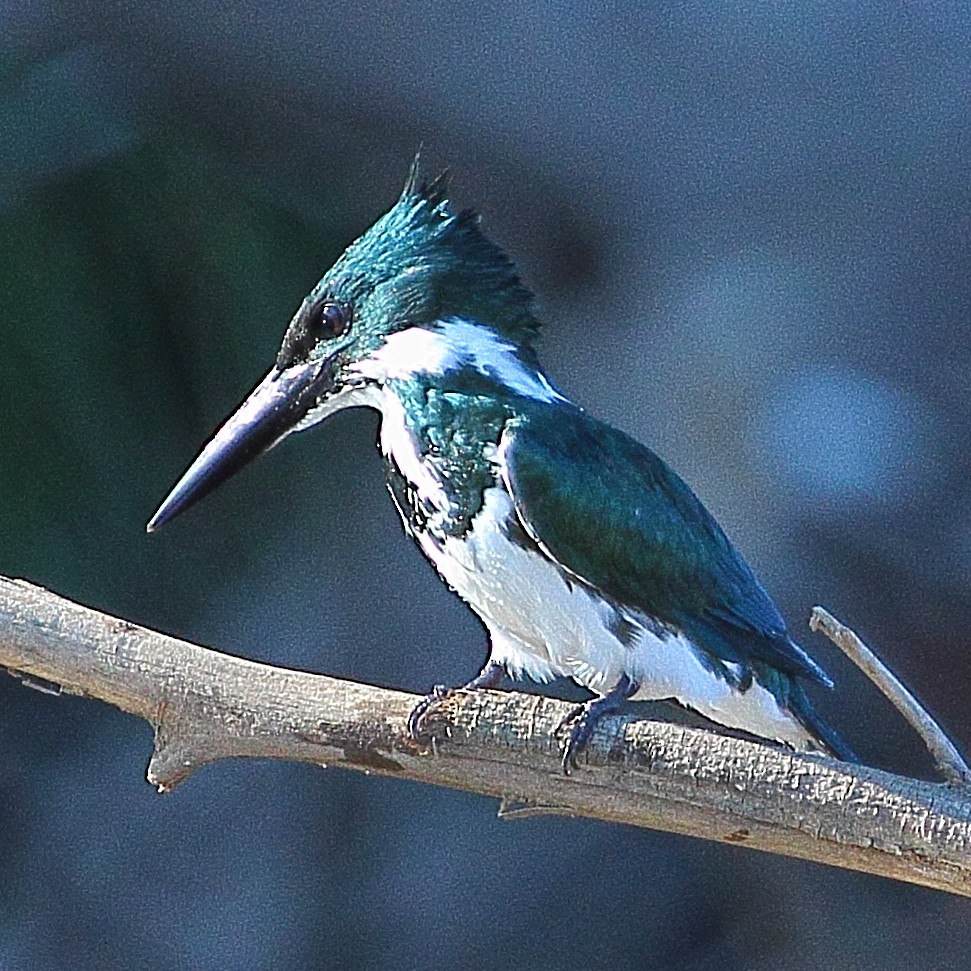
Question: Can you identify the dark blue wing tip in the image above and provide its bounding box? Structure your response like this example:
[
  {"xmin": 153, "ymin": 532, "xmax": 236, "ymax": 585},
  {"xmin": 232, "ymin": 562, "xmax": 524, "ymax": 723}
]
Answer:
[{"xmin": 788, "ymin": 636, "xmax": 835, "ymax": 689}]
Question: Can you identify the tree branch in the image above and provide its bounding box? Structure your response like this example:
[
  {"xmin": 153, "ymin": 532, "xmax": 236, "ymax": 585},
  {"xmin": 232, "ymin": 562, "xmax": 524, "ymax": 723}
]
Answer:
[
  {"xmin": 809, "ymin": 607, "xmax": 971, "ymax": 786},
  {"xmin": 3, "ymin": 576, "xmax": 971, "ymax": 898},
  {"xmin": 810, "ymin": 606, "xmax": 971, "ymax": 786}
]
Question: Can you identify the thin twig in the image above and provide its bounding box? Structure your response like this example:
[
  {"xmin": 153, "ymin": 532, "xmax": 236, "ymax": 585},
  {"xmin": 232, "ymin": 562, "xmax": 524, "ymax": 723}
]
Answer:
[{"xmin": 810, "ymin": 606, "xmax": 971, "ymax": 787}]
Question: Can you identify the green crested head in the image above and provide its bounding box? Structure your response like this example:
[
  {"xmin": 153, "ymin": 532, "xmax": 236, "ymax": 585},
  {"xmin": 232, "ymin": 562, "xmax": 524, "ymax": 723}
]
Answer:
[
  {"xmin": 277, "ymin": 165, "xmax": 540, "ymax": 373},
  {"xmin": 146, "ymin": 165, "xmax": 544, "ymax": 532}
]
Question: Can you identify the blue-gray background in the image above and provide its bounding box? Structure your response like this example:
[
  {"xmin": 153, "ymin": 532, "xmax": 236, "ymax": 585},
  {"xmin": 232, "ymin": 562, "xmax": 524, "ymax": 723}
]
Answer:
[{"xmin": 2, "ymin": 3, "xmax": 970, "ymax": 968}]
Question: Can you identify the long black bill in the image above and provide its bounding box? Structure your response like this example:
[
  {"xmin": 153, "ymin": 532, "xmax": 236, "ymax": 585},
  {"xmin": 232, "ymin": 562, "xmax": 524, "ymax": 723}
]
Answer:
[{"xmin": 147, "ymin": 360, "xmax": 325, "ymax": 532}]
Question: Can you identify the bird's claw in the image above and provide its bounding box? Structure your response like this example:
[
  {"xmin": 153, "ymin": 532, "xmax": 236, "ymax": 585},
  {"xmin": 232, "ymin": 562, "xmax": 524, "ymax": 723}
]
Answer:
[
  {"xmin": 556, "ymin": 674, "xmax": 637, "ymax": 775},
  {"xmin": 556, "ymin": 704, "xmax": 596, "ymax": 775},
  {"xmin": 406, "ymin": 663, "xmax": 506, "ymax": 750},
  {"xmin": 407, "ymin": 684, "xmax": 451, "ymax": 744}
]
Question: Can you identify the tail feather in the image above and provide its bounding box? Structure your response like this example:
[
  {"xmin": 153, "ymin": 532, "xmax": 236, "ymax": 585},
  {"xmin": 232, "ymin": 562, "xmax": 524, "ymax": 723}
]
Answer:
[{"xmin": 787, "ymin": 679, "xmax": 857, "ymax": 763}]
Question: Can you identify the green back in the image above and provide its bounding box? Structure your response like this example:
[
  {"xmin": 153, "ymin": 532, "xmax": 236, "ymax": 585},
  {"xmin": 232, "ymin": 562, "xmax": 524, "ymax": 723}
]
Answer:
[{"xmin": 502, "ymin": 404, "xmax": 830, "ymax": 684}]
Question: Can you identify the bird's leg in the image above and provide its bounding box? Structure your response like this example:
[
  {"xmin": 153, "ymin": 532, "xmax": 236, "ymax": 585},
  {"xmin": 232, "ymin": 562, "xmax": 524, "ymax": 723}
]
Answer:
[
  {"xmin": 463, "ymin": 660, "xmax": 508, "ymax": 691},
  {"xmin": 406, "ymin": 660, "xmax": 506, "ymax": 743},
  {"xmin": 558, "ymin": 673, "xmax": 637, "ymax": 774}
]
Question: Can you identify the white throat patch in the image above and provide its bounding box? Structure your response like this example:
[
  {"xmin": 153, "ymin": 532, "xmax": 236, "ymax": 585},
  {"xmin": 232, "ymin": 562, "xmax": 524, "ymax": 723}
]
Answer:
[{"xmin": 350, "ymin": 318, "xmax": 565, "ymax": 403}]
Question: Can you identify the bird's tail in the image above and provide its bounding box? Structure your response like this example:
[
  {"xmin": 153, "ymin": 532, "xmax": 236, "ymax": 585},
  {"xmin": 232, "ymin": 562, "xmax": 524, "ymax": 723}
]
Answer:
[{"xmin": 787, "ymin": 679, "xmax": 858, "ymax": 763}]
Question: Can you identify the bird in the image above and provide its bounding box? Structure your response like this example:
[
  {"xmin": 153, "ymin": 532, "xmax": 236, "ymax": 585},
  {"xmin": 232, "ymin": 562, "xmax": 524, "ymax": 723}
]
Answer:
[{"xmin": 147, "ymin": 162, "xmax": 853, "ymax": 771}]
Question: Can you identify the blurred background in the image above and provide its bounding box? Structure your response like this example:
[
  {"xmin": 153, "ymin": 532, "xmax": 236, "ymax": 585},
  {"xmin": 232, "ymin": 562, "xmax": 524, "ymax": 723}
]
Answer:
[{"xmin": 2, "ymin": 2, "xmax": 970, "ymax": 968}]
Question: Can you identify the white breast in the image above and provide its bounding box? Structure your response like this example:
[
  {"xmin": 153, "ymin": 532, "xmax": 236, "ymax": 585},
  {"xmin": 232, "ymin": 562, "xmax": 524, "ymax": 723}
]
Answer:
[
  {"xmin": 365, "ymin": 341, "xmax": 815, "ymax": 750},
  {"xmin": 417, "ymin": 486, "xmax": 624, "ymax": 686},
  {"xmin": 411, "ymin": 485, "xmax": 814, "ymax": 749}
]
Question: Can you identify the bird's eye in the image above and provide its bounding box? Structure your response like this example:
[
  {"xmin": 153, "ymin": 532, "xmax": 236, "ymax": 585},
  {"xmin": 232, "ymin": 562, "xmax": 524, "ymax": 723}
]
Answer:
[{"xmin": 312, "ymin": 301, "xmax": 351, "ymax": 339}]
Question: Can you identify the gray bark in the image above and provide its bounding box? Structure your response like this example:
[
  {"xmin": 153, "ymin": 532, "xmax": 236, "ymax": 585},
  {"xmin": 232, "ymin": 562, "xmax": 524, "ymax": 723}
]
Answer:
[{"xmin": 2, "ymin": 577, "xmax": 971, "ymax": 897}]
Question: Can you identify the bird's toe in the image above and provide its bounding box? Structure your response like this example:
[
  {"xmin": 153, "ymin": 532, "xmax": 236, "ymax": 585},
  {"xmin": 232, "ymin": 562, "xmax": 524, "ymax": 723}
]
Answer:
[{"xmin": 406, "ymin": 684, "xmax": 451, "ymax": 743}]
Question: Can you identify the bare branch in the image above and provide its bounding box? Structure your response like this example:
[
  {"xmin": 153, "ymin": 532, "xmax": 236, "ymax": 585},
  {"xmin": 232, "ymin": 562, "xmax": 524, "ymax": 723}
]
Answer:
[
  {"xmin": 810, "ymin": 606, "xmax": 971, "ymax": 787},
  {"xmin": 4, "ymin": 577, "xmax": 971, "ymax": 898}
]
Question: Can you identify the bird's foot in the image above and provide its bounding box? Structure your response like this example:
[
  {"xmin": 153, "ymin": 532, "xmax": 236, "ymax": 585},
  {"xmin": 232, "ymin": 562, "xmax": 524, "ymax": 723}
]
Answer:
[
  {"xmin": 407, "ymin": 684, "xmax": 451, "ymax": 743},
  {"xmin": 556, "ymin": 703, "xmax": 606, "ymax": 774},
  {"xmin": 406, "ymin": 661, "xmax": 506, "ymax": 748},
  {"xmin": 556, "ymin": 674, "xmax": 636, "ymax": 775}
]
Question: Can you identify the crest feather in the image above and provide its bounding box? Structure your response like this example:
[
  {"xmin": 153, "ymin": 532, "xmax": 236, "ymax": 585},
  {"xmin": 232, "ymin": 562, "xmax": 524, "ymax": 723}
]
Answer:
[
  {"xmin": 401, "ymin": 152, "xmax": 450, "ymax": 207},
  {"xmin": 324, "ymin": 161, "xmax": 543, "ymax": 347}
]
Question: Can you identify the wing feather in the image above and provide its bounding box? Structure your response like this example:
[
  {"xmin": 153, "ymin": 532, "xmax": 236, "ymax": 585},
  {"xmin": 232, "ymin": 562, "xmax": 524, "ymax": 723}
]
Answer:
[{"xmin": 499, "ymin": 408, "xmax": 830, "ymax": 685}]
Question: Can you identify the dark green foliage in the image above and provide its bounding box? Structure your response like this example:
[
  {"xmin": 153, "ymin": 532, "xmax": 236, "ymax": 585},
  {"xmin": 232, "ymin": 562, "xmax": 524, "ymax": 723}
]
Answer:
[{"xmin": 0, "ymin": 121, "xmax": 351, "ymax": 618}]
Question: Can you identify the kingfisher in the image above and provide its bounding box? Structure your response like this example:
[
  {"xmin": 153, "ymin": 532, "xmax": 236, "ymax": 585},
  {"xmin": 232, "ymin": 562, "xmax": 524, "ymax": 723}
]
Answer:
[{"xmin": 147, "ymin": 164, "xmax": 853, "ymax": 770}]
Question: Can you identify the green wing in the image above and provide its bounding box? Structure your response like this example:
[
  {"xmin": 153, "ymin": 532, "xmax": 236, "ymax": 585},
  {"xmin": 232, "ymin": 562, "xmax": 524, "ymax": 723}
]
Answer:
[{"xmin": 500, "ymin": 407, "xmax": 830, "ymax": 685}]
